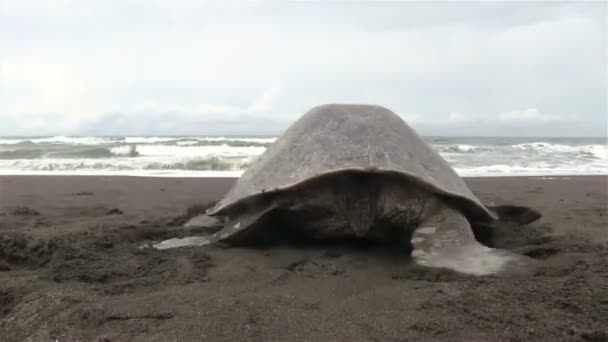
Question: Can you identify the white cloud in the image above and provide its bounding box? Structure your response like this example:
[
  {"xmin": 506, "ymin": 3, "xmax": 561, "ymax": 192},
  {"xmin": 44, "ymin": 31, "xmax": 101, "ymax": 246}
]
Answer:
[
  {"xmin": 447, "ymin": 112, "xmax": 469, "ymax": 123},
  {"xmin": 499, "ymin": 108, "xmax": 563, "ymax": 123},
  {"xmin": 0, "ymin": 58, "xmax": 114, "ymax": 133},
  {"xmin": 127, "ymin": 86, "xmax": 280, "ymax": 117},
  {"xmin": 402, "ymin": 111, "xmax": 475, "ymax": 126},
  {"xmin": 249, "ymin": 86, "xmax": 281, "ymax": 114}
]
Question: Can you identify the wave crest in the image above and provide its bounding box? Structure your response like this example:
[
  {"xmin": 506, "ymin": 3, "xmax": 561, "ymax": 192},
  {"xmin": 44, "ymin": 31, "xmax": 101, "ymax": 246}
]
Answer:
[
  {"xmin": 436, "ymin": 144, "xmax": 488, "ymax": 153},
  {"xmin": 0, "ymin": 136, "xmax": 605, "ymax": 176},
  {"xmin": 513, "ymin": 142, "xmax": 607, "ymax": 159}
]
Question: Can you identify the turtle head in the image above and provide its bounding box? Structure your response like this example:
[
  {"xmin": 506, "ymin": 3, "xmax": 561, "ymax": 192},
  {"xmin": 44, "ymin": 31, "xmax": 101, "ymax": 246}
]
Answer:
[
  {"xmin": 350, "ymin": 215, "xmax": 375, "ymax": 238},
  {"xmin": 347, "ymin": 196, "xmax": 377, "ymax": 237}
]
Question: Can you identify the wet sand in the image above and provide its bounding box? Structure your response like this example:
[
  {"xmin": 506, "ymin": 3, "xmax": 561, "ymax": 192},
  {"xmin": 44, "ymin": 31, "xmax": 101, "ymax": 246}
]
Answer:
[{"xmin": 0, "ymin": 175, "xmax": 606, "ymax": 341}]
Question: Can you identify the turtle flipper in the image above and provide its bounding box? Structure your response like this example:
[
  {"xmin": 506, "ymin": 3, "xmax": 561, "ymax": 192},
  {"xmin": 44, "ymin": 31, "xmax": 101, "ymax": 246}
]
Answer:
[
  {"xmin": 152, "ymin": 235, "xmax": 215, "ymax": 250},
  {"xmin": 411, "ymin": 205, "xmax": 535, "ymax": 276},
  {"xmin": 153, "ymin": 203, "xmax": 278, "ymax": 250},
  {"xmin": 184, "ymin": 214, "xmax": 224, "ymax": 229},
  {"xmin": 152, "ymin": 214, "xmax": 235, "ymax": 250},
  {"xmin": 152, "ymin": 215, "xmax": 239, "ymax": 250}
]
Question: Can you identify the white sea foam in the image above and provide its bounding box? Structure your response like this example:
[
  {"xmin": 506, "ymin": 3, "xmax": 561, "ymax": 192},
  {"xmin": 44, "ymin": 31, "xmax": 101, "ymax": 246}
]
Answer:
[
  {"xmin": 194, "ymin": 137, "xmax": 277, "ymax": 144},
  {"xmin": 127, "ymin": 144, "xmax": 266, "ymax": 158},
  {"xmin": 0, "ymin": 169, "xmax": 244, "ymax": 177},
  {"xmin": 0, "ymin": 136, "xmax": 121, "ymax": 145},
  {"xmin": 176, "ymin": 140, "xmax": 199, "ymax": 146},
  {"xmin": 455, "ymin": 144, "xmax": 481, "ymax": 152},
  {"xmin": 439, "ymin": 144, "xmax": 488, "ymax": 153},
  {"xmin": 513, "ymin": 142, "xmax": 607, "ymax": 159},
  {"xmin": 0, "ymin": 136, "xmax": 277, "ymax": 146},
  {"xmin": 0, "ymin": 139, "xmax": 26, "ymax": 145},
  {"xmin": 583, "ymin": 145, "xmax": 608, "ymax": 159},
  {"xmin": 109, "ymin": 145, "xmax": 135, "ymax": 155},
  {"xmin": 122, "ymin": 136, "xmax": 276, "ymax": 144},
  {"xmin": 1, "ymin": 136, "xmax": 606, "ymax": 177},
  {"xmin": 456, "ymin": 164, "xmax": 607, "ymax": 176},
  {"xmin": 123, "ymin": 137, "xmax": 177, "ymax": 144}
]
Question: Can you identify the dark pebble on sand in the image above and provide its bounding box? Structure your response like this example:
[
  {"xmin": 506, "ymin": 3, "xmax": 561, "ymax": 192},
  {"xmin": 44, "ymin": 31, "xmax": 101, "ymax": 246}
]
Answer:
[
  {"xmin": 0, "ymin": 261, "xmax": 11, "ymax": 271},
  {"xmin": 106, "ymin": 208, "xmax": 124, "ymax": 215},
  {"xmin": 71, "ymin": 192, "xmax": 94, "ymax": 196},
  {"xmin": 94, "ymin": 240, "xmax": 115, "ymax": 249},
  {"xmin": 3, "ymin": 206, "xmax": 40, "ymax": 216}
]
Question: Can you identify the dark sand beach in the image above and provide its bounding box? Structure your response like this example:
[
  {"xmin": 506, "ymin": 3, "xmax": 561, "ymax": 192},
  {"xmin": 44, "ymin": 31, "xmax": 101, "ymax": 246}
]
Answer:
[{"xmin": 0, "ymin": 175, "xmax": 606, "ymax": 341}]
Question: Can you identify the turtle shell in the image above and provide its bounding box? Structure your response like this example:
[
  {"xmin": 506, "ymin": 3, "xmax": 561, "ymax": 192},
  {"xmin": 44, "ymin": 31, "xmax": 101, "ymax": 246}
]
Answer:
[{"xmin": 208, "ymin": 104, "xmax": 496, "ymax": 222}]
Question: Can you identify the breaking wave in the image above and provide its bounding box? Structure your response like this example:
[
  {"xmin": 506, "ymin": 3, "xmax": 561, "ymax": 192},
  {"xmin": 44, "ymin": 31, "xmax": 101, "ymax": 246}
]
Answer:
[
  {"xmin": 0, "ymin": 136, "xmax": 605, "ymax": 176},
  {"xmin": 0, "ymin": 147, "xmax": 139, "ymax": 159},
  {"xmin": 1, "ymin": 156, "xmax": 250, "ymax": 172},
  {"xmin": 0, "ymin": 136, "xmax": 276, "ymax": 147},
  {"xmin": 0, "ymin": 136, "xmax": 120, "ymax": 145},
  {"xmin": 437, "ymin": 144, "xmax": 489, "ymax": 153},
  {"xmin": 512, "ymin": 142, "xmax": 607, "ymax": 160}
]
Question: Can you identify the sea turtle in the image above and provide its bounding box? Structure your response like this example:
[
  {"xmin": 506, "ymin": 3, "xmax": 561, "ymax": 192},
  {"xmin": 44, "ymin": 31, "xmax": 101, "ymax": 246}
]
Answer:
[{"xmin": 154, "ymin": 104, "xmax": 541, "ymax": 275}]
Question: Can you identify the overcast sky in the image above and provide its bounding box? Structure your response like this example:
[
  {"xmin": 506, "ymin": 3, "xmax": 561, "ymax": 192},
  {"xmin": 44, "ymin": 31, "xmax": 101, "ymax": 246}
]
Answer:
[{"xmin": 1, "ymin": 0, "xmax": 606, "ymax": 137}]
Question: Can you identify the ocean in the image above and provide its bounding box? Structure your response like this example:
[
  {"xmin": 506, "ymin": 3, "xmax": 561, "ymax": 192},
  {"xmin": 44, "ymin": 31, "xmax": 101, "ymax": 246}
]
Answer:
[{"xmin": 0, "ymin": 136, "xmax": 605, "ymax": 177}]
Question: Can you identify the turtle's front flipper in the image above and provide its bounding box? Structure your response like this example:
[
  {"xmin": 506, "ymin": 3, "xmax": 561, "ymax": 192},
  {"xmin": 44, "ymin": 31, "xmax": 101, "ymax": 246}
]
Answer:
[
  {"xmin": 411, "ymin": 204, "xmax": 535, "ymax": 276},
  {"xmin": 151, "ymin": 213, "xmax": 236, "ymax": 250},
  {"xmin": 153, "ymin": 215, "xmax": 239, "ymax": 250},
  {"xmin": 184, "ymin": 214, "xmax": 224, "ymax": 229},
  {"xmin": 152, "ymin": 235, "xmax": 216, "ymax": 250},
  {"xmin": 153, "ymin": 203, "xmax": 278, "ymax": 250}
]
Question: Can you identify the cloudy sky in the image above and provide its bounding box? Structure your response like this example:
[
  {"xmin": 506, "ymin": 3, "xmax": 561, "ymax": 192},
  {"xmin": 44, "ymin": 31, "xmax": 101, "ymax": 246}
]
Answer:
[{"xmin": 1, "ymin": 0, "xmax": 606, "ymax": 137}]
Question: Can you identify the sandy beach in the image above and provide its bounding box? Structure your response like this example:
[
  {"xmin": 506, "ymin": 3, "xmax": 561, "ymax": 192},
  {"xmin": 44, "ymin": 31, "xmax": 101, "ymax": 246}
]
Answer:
[{"xmin": 0, "ymin": 175, "xmax": 606, "ymax": 341}]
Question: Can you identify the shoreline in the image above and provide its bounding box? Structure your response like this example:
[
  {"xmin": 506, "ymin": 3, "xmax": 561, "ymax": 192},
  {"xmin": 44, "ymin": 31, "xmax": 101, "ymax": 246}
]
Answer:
[{"xmin": 1, "ymin": 171, "xmax": 607, "ymax": 178}]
